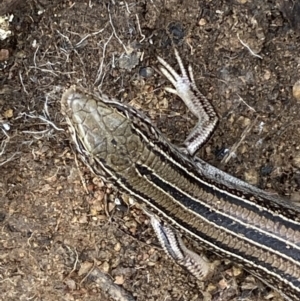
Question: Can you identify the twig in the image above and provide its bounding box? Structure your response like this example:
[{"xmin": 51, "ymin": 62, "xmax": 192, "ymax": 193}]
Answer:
[
  {"xmin": 74, "ymin": 153, "xmax": 89, "ymax": 194},
  {"xmin": 237, "ymin": 34, "xmax": 263, "ymax": 59},
  {"xmin": 19, "ymin": 71, "xmax": 29, "ymax": 95},
  {"xmin": 136, "ymin": 14, "xmax": 145, "ymax": 43},
  {"xmin": 0, "ymin": 152, "xmax": 20, "ymax": 166},
  {"xmin": 108, "ymin": 5, "xmax": 129, "ymax": 53},
  {"xmin": 21, "ymin": 113, "xmax": 64, "ymax": 131},
  {"xmin": 221, "ymin": 115, "xmax": 259, "ymax": 164},
  {"xmin": 124, "ymin": 1, "xmax": 131, "ymax": 14},
  {"xmin": 236, "ymin": 93, "xmax": 256, "ymax": 112},
  {"xmin": 66, "ymin": 248, "xmax": 79, "ymax": 278},
  {"xmin": 94, "ymin": 33, "xmax": 114, "ymax": 87}
]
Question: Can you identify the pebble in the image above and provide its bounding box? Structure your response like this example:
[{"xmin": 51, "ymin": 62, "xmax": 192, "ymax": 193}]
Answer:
[{"xmin": 292, "ymin": 79, "xmax": 300, "ymax": 101}]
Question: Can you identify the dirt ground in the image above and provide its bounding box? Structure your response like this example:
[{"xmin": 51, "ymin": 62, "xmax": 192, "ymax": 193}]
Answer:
[{"xmin": 1, "ymin": 1, "xmax": 300, "ymax": 300}]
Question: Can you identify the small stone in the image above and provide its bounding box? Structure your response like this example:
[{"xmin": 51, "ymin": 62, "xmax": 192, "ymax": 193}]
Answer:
[
  {"xmin": 100, "ymin": 261, "xmax": 110, "ymax": 273},
  {"xmin": 114, "ymin": 242, "xmax": 121, "ymax": 252},
  {"xmin": 198, "ymin": 18, "xmax": 207, "ymax": 26},
  {"xmin": 292, "ymin": 152, "xmax": 300, "ymax": 168},
  {"xmin": 218, "ymin": 278, "xmax": 229, "ymax": 289},
  {"xmin": 3, "ymin": 109, "xmax": 13, "ymax": 118},
  {"xmin": 263, "ymin": 69, "xmax": 271, "ymax": 80},
  {"xmin": 0, "ymin": 49, "xmax": 9, "ymax": 61},
  {"xmin": 139, "ymin": 67, "xmax": 154, "ymax": 78},
  {"xmin": 114, "ymin": 275, "xmax": 125, "ymax": 285},
  {"xmin": 78, "ymin": 261, "xmax": 93, "ymax": 276},
  {"xmin": 232, "ymin": 266, "xmax": 243, "ymax": 277},
  {"xmin": 108, "ymin": 201, "xmax": 115, "ymax": 212},
  {"xmin": 2, "ymin": 123, "xmax": 10, "ymax": 131},
  {"xmin": 124, "ymin": 220, "xmax": 137, "ymax": 232},
  {"xmin": 78, "ymin": 214, "xmax": 88, "ymax": 224},
  {"xmin": 65, "ymin": 279, "xmax": 76, "ymax": 290},
  {"xmin": 15, "ymin": 50, "xmax": 27, "ymax": 59},
  {"xmin": 244, "ymin": 169, "xmax": 259, "ymax": 185},
  {"xmin": 97, "ymin": 214, "xmax": 107, "ymax": 221},
  {"xmin": 86, "ymin": 184, "xmax": 94, "ymax": 192},
  {"xmin": 202, "ymin": 291, "xmax": 213, "ymax": 301},
  {"xmin": 293, "ymin": 80, "xmax": 300, "ymax": 101},
  {"xmin": 236, "ymin": 116, "xmax": 251, "ymax": 127},
  {"xmin": 63, "ymin": 293, "xmax": 75, "ymax": 301},
  {"xmin": 291, "ymin": 192, "xmax": 300, "ymax": 203},
  {"xmin": 206, "ymin": 283, "xmax": 217, "ymax": 293},
  {"xmin": 241, "ymin": 276, "xmax": 258, "ymax": 290},
  {"xmin": 158, "ymin": 97, "xmax": 168, "ymax": 110},
  {"xmin": 118, "ymin": 52, "xmax": 140, "ymax": 70},
  {"xmin": 90, "ymin": 205, "xmax": 99, "ymax": 216}
]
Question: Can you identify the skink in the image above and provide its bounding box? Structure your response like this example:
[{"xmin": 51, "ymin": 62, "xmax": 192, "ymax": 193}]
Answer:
[{"xmin": 61, "ymin": 50, "xmax": 300, "ymax": 300}]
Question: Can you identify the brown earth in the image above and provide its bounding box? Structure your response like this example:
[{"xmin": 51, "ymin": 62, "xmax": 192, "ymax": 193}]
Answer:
[{"xmin": 1, "ymin": 1, "xmax": 300, "ymax": 300}]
